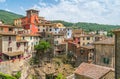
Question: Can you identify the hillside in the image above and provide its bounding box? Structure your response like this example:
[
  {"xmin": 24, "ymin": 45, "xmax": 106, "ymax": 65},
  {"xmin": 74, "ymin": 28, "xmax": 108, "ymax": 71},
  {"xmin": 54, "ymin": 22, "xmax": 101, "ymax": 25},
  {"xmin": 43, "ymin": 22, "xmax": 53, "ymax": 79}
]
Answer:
[
  {"xmin": 0, "ymin": 10, "xmax": 23, "ymax": 25},
  {"xmin": 51, "ymin": 20, "xmax": 120, "ymax": 32}
]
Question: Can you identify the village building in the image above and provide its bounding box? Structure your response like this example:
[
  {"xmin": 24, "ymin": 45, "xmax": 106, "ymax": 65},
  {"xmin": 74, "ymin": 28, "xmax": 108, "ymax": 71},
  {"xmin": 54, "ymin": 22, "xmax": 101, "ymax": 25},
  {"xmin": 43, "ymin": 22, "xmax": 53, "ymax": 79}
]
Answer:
[
  {"xmin": 74, "ymin": 62, "xmax": 115, "ymax": 79},
  {"xmin": 93, "ymin": 38, "xmax": 115, "ymax": 68},
  {"xmin": 112, "ymin": 29, "xmax": 120, "ymax": 79},
  {"xmin": 73, "ymin": 34, "xmax": 94, "ymax": 46},
  {"xmin": 68, "ymin": 42, "xmax": 94, "ymax": 66}
]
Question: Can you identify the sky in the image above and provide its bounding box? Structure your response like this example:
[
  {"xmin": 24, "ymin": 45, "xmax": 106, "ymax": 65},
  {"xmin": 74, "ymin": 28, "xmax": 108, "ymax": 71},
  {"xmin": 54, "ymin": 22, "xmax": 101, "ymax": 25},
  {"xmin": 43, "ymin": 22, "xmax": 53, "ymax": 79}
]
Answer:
[{"xmin": 0, "ymin": 0, "xmax": 120, "ymax": 25}]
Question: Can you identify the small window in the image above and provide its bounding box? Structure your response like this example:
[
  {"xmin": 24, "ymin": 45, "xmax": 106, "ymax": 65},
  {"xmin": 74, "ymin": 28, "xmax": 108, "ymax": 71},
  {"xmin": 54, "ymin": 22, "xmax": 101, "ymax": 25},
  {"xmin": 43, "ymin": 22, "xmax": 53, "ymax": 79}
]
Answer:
[
  {"xmin": 38, "ymin": 29, "xmax": 40, "ymax": 31},
  {"xmin": 23, "ymin": 37, "xmax": 25, "ymax": 40},
  {"xmin": 55, "ymin": 28, "xmax": 57, "ymax": 31},
  {"xmin": 87, "ymin": 42, "xmax": 90, "ymax": 45},
  {"xmin": 48, "ymin": 35, "xmax": 50, "ymax": 37},
  {"xmin": 83, "ymin": 43, "xmax": 85, "ymax": 46},
  {"xmin": 80, "ymin": 49, "xmax": 84, "ymax": 55},
  {"xmin": 43, "ymin": 29, "xmax": 45, "ymax": 32},
  {"xmin": 68, "ymin": 33, "xmax": 69, "ymax": 35},
  {"xmin": 87, "ymin": 37, "xmax": 90, "ymax": 40},
  {"xmin": 8, "ymin": 47, "xmax": 12, "ymax": 52},
  {"xmin": 30, "ymin": 37, "xmax": 32, "ymax": 40},
  {"xmin": 49, "ymin": 29, "xmax": 52, "ymax": 31},
  {"xmin": 78, "ymin": 42, "xmax": 80, "ymax": 44},
  {"xmin": 103, "ymin": 57, "xmax": 109, "ymax": 64},
  {"xmin": 24, "ymin": 42, "xmax": 26, "ymax": 46},
  {"xmin": 9, "ymin": 36, "xmax": 11, "ymax": 41},
  {"xmin": 83, "ymin": 37, "xmax": 85, "ymax": 40}
]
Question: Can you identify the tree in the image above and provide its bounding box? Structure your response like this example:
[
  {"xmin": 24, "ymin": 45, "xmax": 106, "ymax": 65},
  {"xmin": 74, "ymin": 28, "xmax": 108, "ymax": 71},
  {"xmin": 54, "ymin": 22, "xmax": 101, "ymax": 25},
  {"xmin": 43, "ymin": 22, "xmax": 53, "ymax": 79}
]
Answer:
[
  {"xmin": 34, "ymin": 40, "xmax": 50, "ymax": 64},
  {"xmin": 55, "ymin": 73, "xmax": 65, "ymax": 79},
  {"xmin": 0, "ymin": 72, "xmax": 16, "ymax": 79}
]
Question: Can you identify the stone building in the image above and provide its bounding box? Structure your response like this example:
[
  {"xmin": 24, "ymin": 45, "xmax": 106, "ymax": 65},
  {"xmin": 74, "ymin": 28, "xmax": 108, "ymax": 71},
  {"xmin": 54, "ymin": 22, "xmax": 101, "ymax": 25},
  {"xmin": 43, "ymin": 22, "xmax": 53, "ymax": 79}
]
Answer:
[
  {"xmin": 68, "ymin": 42, "xmax": 94, "ymax": 66},
  {"xmin": 93, "ymin": 38, "xmax": 115, "ymax": 68},
  {"xmin": 75, "ymin": 62, "xmax": 115, "ymax": 79},
  {"xmin": 113, "ymin": 29, "xmax": 120, "ymax": 79}
]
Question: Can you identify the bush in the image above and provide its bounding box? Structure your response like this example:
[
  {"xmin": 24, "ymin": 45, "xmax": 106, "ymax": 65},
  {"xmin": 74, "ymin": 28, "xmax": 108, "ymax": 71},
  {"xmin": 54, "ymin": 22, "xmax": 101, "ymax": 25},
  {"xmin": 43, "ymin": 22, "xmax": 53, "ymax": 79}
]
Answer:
[
  {"xmin": 0, "ymin": 72, "xmax": 16, "ymax": 79},
  {"xmin": 14, "ymin": 71, "xmax": 21, "ymax": 79}
]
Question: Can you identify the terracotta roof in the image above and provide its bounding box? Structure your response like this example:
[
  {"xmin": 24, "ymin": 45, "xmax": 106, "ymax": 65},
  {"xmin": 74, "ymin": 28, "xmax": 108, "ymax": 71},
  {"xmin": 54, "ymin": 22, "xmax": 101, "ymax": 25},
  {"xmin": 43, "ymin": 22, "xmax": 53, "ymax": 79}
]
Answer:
[
  {"xmin": 18, "ymin": 34, "xmax": 40, "ymax": 37},
  {"xmin": 16, "ymin": 40, "xmax": 28, "ymax": 42},
  {"xmin": 81, "ymin": 45, "xmax": 94, "ymax": 49},
  {"xmin": 74, "ymin": 34, "xmax": 94, "ymax": 37},
  {"xmin": 53, "ymin": 33, "xmax": 64, "ymax": 36},
  {"xmin": 72, "ymin": 29, "xmax": 84, "ymax": 34},
  {"xmin": 112, "ymin": 29, "xmax": 120, "ymax": 33},
  {"xmin": 93, "ymin": 38, "xmax": 114, "ymax": 45},
  {"xmin": 26, "ymin": 9, "xmax": 39, "ymax": 12},
  {"xmin": 37, "ymin": 23, "xmax": 54, "ymax": 26},
  {"xmin": 75, "ymin": 62, "xmax": 114, "ymax": 79},
  {"xmin": 0, "ymin": 32, "xmax": 17, "ymax": 36},
  {"xmin": 0, "ymin": 24, "xmax": 15, "ymax": 28},
  {"xmin": 3, "ymin": 51, "xmax": 24, "ymax": 57}
]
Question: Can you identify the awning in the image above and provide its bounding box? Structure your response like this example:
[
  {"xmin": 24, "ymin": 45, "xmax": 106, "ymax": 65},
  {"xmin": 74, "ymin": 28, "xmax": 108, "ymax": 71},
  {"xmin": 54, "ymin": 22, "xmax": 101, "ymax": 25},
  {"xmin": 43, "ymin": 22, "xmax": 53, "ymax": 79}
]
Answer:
[{"xmin": 2, "ymin": 51, "xmax": 24, "ymax": 57}]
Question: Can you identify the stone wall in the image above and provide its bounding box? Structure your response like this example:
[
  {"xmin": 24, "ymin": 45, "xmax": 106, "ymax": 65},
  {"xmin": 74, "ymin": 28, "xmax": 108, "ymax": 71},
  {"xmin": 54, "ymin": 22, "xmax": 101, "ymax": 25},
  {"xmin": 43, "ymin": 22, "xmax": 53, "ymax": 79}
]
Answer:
[
  {"xmin": 95, "ymin": 44, "xmax": 115, "ymax": 68},
  {"xmin": 115, "ymin": 33, "xmax": 120, "ymax": 79},
  {"xmin": 0, "ymin": 59, "xmax": 24, "ymax": 74}
]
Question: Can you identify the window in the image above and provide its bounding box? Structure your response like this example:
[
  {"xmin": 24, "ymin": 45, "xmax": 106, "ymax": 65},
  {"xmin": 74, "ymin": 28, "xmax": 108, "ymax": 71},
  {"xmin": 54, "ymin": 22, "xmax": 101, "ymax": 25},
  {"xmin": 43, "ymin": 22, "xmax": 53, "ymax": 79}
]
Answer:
[
  {"xmin": 87, "ymin": 42, "xmax": 90, "ymax": 45},
  {"xmin": 38, "ymin": 29, "xmax": 40, "ymax": 31},
  {"xmin": 17, "ymin": 43, "xmax": 20, "ymax": 48},
  {"xmin": 78, "ymin": 42, "xmax": 80, "ymax": 44},
  {"xmin": 8, "ymin": 47, "xmax": 12, "ymax": 52},
  {"xmin": 9, "ymin": 28, "xmax": 13, "ymax": 31},
  {"xmin": 23, "ymin": 37, "xmax": 25, "ymax": 40},
  {"xmin": 43, "ymin": 29, "xmax": 45, "ymax": 32},
  {"xmin": 48, "ymin": 35, "xmax": 50, "ymax": 37},
  {"xmin": 103, "ymin": 57, "xmax": 109, "ymax": 64},
  {"xmin": 68, "ymin": 33, "xmax": 69, "ymax": 35},
  {"xmin": 83, "ymin": 37, "xmax": 85, "ymax": 40},
  {"xmin": 87, "ymin": 37, "xmax": 90, "ymax": 40},
  {"xmin": 80, "ymin": 49, "xmax": 84, "ymax": 55},
  {"xmin": 55, "ymin": 28, "xmax": 57, "ymax": 31},
  {"xmin": 24, "ymin": 42, "xmax": 26, "ymax": 46},
  {"xmin": 30, "ymin": 37, "xmax": 32, "ymax": 40},
  {"xmin": 9, "ymin": 36, "xmax": 11, "ymax": 41},
  {"xmin": 83, "ymin": 43, "xmax": 85, "ymax": 46},
  {"xmin": 49, "ymin": 29, "xmax": 52, "ymax": 31}
]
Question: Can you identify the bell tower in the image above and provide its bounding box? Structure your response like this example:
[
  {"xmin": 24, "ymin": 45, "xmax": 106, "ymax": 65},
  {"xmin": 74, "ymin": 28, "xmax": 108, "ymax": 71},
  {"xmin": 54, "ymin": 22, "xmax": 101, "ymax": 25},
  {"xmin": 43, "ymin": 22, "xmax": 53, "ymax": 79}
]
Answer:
[{"xmin": 26, "ymin": 9, "xmax": 39, "ymax": 17}]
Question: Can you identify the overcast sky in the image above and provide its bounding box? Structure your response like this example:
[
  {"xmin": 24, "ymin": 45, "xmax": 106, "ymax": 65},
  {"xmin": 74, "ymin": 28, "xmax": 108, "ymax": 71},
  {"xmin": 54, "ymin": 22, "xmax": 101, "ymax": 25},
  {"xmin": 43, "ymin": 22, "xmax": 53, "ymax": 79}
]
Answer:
[{"xmin": 0, "ymin": 0, "xmax": 120, "ymax": 25}]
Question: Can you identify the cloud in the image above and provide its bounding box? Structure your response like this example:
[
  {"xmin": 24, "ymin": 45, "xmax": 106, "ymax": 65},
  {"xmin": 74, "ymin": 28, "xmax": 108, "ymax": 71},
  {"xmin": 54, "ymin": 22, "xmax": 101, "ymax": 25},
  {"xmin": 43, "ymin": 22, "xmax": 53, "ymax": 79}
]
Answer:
[
  {"xmin": 32, "ymin": 0, "xmax": 120, "ymax": 25},
  {"xmin": 5, "ymin": 8, "xmax": 11, "ymax": 12},
  {"xmin": 0, "ymin": 0, "xmax": 6, "ymax": 3},
  {"xmin": 20, "ymin": 6, "xmax": 24, "ymax": 11}
]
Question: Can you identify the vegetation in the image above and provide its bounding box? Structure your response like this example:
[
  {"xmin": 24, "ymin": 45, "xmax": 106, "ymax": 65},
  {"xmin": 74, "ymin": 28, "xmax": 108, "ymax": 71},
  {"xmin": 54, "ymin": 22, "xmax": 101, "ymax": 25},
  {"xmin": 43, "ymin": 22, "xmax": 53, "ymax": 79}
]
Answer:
[
  {"xmin": 51, "ymin": 20, "xmax": 120, "ymax": 32},
  {"xmin": 14, "ymin": 71, "xmax": 21, "ymax": 79},
  {"xmin": 34, "ymin": 40, "xmax": 51, "ymax": 64},
  {"xmin": 0, "ymin": 72, "xmax": 16, "ymax": 79},
  {"xmin": 56, "ymin": 73, "xmax": 65, "ymax": 79},
  {"xmin": 0, "ymin": 10, "xmax": 23, "ymax": 25}
]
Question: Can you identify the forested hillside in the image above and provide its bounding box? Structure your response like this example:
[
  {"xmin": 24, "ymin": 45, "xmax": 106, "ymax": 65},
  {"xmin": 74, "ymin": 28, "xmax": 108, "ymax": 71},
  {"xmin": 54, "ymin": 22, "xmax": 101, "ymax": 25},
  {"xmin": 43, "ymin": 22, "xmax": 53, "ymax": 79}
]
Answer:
[
  {"xmin": 0, "ymin": 10, "xmax": 23, "ymax": 24},
  {"xmin": 51, "ymin": 20, "xmax": 120, "ymax": 32}
]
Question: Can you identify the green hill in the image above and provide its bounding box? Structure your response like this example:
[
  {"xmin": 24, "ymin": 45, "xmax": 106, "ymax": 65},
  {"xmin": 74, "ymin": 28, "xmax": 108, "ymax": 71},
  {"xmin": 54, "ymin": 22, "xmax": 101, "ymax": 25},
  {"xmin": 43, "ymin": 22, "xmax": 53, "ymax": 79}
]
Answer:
[
  {"xmin": 51, "ymin": 20, "xmax": 120, "ymax": 32},
  {"xmin": 0, "ymin": 10, "xmax": 23, "ymax": 25}
]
